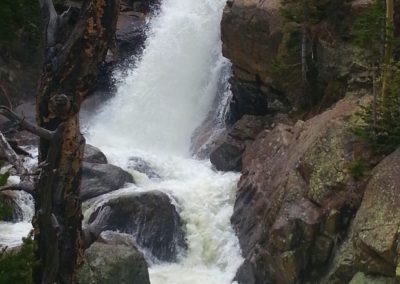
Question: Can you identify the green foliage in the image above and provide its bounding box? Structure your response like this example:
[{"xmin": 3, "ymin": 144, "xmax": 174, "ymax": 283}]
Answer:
[
  {"xmin": 0, "ymin": 202, "xmax": 12, "ymax": 221},
  {"xmin": 352, "ymin": 0, "xmax": 385, "ymax": 61},
  {"xmin": 352, "ymin": 0, "xmax": 400, "ymax": 155},
  {"xmin": 0, "ymin": 0, "xmax": 42, "ymax": 51},
  {"xmin": 354, "ymin": 63, "xmax": 400, "ymax": 155},
  {"xmin": 347, "ymin": 158, "xmax": 367, "ymax": 180},
  {"xmin": 0, "ymin": 234, "xmax": 36, "ymax": 284},
  {"xmin": 0, "ymin": 172, "xmax": 10, "ymax": 187}
]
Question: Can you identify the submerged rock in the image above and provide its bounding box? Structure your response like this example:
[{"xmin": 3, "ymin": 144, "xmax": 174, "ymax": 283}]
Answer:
[
  {"xmin": 127, "ymin": 157, "xmax": 161, "ymax": 179},
  {"xmin": 80, "ymin": 162, "xmax": 134, "ymax": 201},
  {"xmin": 87, "ymin": 190, "xmax": 187, "ymax": 262},
  {"xmin": 78, "ymin": 238, "xmax": 150, "ymax": 284}
]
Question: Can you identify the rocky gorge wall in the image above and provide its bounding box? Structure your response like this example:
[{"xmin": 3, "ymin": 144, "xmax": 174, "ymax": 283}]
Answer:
[
  {"xmin": 221, "ymin": 0, "xmax": 373, "ymax": 121},
  {"xmin": 217, "ymin": 0, "xmax": 400, "ymax": 283}
]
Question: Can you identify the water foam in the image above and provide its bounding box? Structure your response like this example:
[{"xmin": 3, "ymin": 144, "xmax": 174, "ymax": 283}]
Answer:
[{"xmin": 86, "ymin": 0, "xmax": 243, "ymax": 282}]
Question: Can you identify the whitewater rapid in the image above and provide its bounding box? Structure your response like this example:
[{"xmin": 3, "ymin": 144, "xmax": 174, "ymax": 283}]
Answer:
[{"xmin": 86, "ymin": 0, "xmax": 243, "ymax": 283}]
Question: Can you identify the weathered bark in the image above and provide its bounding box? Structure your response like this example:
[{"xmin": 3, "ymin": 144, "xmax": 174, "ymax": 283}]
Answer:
[
  {"xmin": 0, "ymin": 131, "xmax": 28, "ymax": 178},
  {"xmin": 32, "ymin": 0, "xmax": 120, "ymax": 283}
]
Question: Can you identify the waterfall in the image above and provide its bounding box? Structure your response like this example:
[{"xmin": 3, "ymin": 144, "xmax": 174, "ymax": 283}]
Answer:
[
  {"xmin": 89, "ymin": 0, "xmax": 231, "ymax": 156},
  {"xmin": 86, "ymin": 0, "xmax": 243, "ymax": 283},
  {"xmin": 0, "ymin": 151, "xmax": 36, "ymax": 248}
]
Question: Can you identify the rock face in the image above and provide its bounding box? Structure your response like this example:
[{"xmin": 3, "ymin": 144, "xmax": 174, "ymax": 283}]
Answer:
[
  {"xmin": 78, "ymin": 236, "xmax": 150, "ymax": 284},
  {"xmin": 87, "ymin": 190, "xmax": 187, "ymax": 262},
  {"xmin": 210, "ymin": 114, "xmax": 292, "ymax": 171},
  {"xmin": 232, "ymin": 96, "xmax": 371, "ymax": 283},
  {"xmin": 210, "ymin": 115, "xmax": 271, "ymax": 171},
  {"xmin": 80, "ymin": 162, "xmax": 134, "ymax": 201},
  {"xmin": 325, "ymin": 148, "xmax": 400, "ymax": 283},
  {"xmin": 221, "ymin": 0, "xmax": 372, "ymax": 121}
]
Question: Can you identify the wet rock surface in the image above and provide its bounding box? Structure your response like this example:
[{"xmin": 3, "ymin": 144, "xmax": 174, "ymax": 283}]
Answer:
[
  {"xmin": 87, "ymin": 190, "xmax": 187, "ymax": 262},
  {"xmin": 81, "ymin": 162, "xmax": 134, "ymax": 201},
  {"xmin": 210, "ymin": 114, "xmax": 292, "ymax": 172},
  {"xmin": 210, "ymin": 115, "xmax": 270, "ymax": 171},
  {"xmin": 127, "ymin": 157, "xmax": 161, "ymax": 179}
]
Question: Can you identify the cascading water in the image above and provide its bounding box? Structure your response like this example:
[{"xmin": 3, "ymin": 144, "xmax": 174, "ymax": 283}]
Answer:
[
  {"xmin": 85, "ymin": 0, "xmax": 243, "ymax": 283},
  {"xmin": 0, "ymin": 152, "xmax": 36, "ymax": 248}
]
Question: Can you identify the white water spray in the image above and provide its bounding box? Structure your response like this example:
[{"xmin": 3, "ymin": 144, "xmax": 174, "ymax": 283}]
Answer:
[
  {"xmin": 87, "ymin": 0, "xmax": 243, "ymax": 283},
  {"xmin": 90, "ymin": 0, "xmax": 230, "ymax": 156},
  {"xmin": 0, "ymin": 147, "xmax": 37, "ymax": 248}
]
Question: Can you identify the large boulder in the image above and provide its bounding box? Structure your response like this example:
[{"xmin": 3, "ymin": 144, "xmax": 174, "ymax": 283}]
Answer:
[
  {"xmin": 87, "ymin": 190, "xmax": 187, "ymax": 262},
  {"xmin": 80, "ymin": 162, "xmax": 134, "ymax": 201},
  {"xmin": 232, "ymin": 96, "xmax": 371, "ymax": 283},
  {"xmin": 78, "ymin": 235, "xmax": 150, "ymax": 284},
  {"xmin": 325, "ymin": 148, "xmax": 400, "ymax": 283},
  {"xmin": 84, "ymin": 145, "xmax": 108, "ymax": 164}
]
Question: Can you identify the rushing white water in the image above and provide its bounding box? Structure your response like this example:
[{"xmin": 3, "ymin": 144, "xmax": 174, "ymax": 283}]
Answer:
[
  {"xmin": 86, "ymin": 0, "xmax": 243, "ymax": 283},
  {"xmin": 0, "ymin": 152, "xmax": 36, "ymax": 249},
  {"xmin": 90, "ymin": 0, "xmax": 230, "ymax": 156},
  {"xmin": 0, "ymin": 189, "xmax": 34, "ymax": 248}
]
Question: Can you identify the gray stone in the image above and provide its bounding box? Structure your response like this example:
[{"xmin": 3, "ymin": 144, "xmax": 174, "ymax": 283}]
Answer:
[
  {"xmin": 81, "ymin": 162, "xmax": 134, "ymax": 201},
  {"xmin": 78, "ymin": 241, "xmax": 150, "ymax": 284},
  {"xmin": 84, "ymin": 144, "xmax": 108, "ymax": 164},
  {"xmin": 87, "ymin": 190, "xmax": 187, "ymax": 262}
]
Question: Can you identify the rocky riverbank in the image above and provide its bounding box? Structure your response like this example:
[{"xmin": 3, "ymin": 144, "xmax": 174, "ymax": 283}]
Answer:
[{"xmin": 213, "ymin": 0, "xmax": 400, "ymax": 283}]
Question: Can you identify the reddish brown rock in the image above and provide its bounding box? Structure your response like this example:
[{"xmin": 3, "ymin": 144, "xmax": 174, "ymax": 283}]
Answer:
[
  {"xmin": 210, "ymin": 115, "xmax": 272, "ymax": 171},
  {"xmin": 325, "ymin": 148, "xmax": 400, "ymax": 282},
  {"xmin": 232, "ymin": 96, "xmax": 370, "ymax": 283}
]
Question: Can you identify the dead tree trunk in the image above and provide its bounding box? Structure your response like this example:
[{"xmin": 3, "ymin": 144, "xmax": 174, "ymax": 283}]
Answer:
[{"xmin": 32, "ymin": 0, "xmax": 120, "ymax": 283}]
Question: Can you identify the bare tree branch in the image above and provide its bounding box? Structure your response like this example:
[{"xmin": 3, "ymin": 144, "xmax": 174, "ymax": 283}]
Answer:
[
  {"xmin": 39, "ymin": 0, "xmax": 59, "ymax": 48},
  {"xmin": 0, "ymin": 106, "xmax": 54, "ymax": 140},
  {"xmin": 83, "ymin": 206, "xmax": 112, "ymax": 249},
  {"xmin": 0, "ymin": 183, "xmax": 35, "ymax": 197},
  {"xmin": 0, "ymin": 131, "xmax": 28, "ymax": 178}
]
